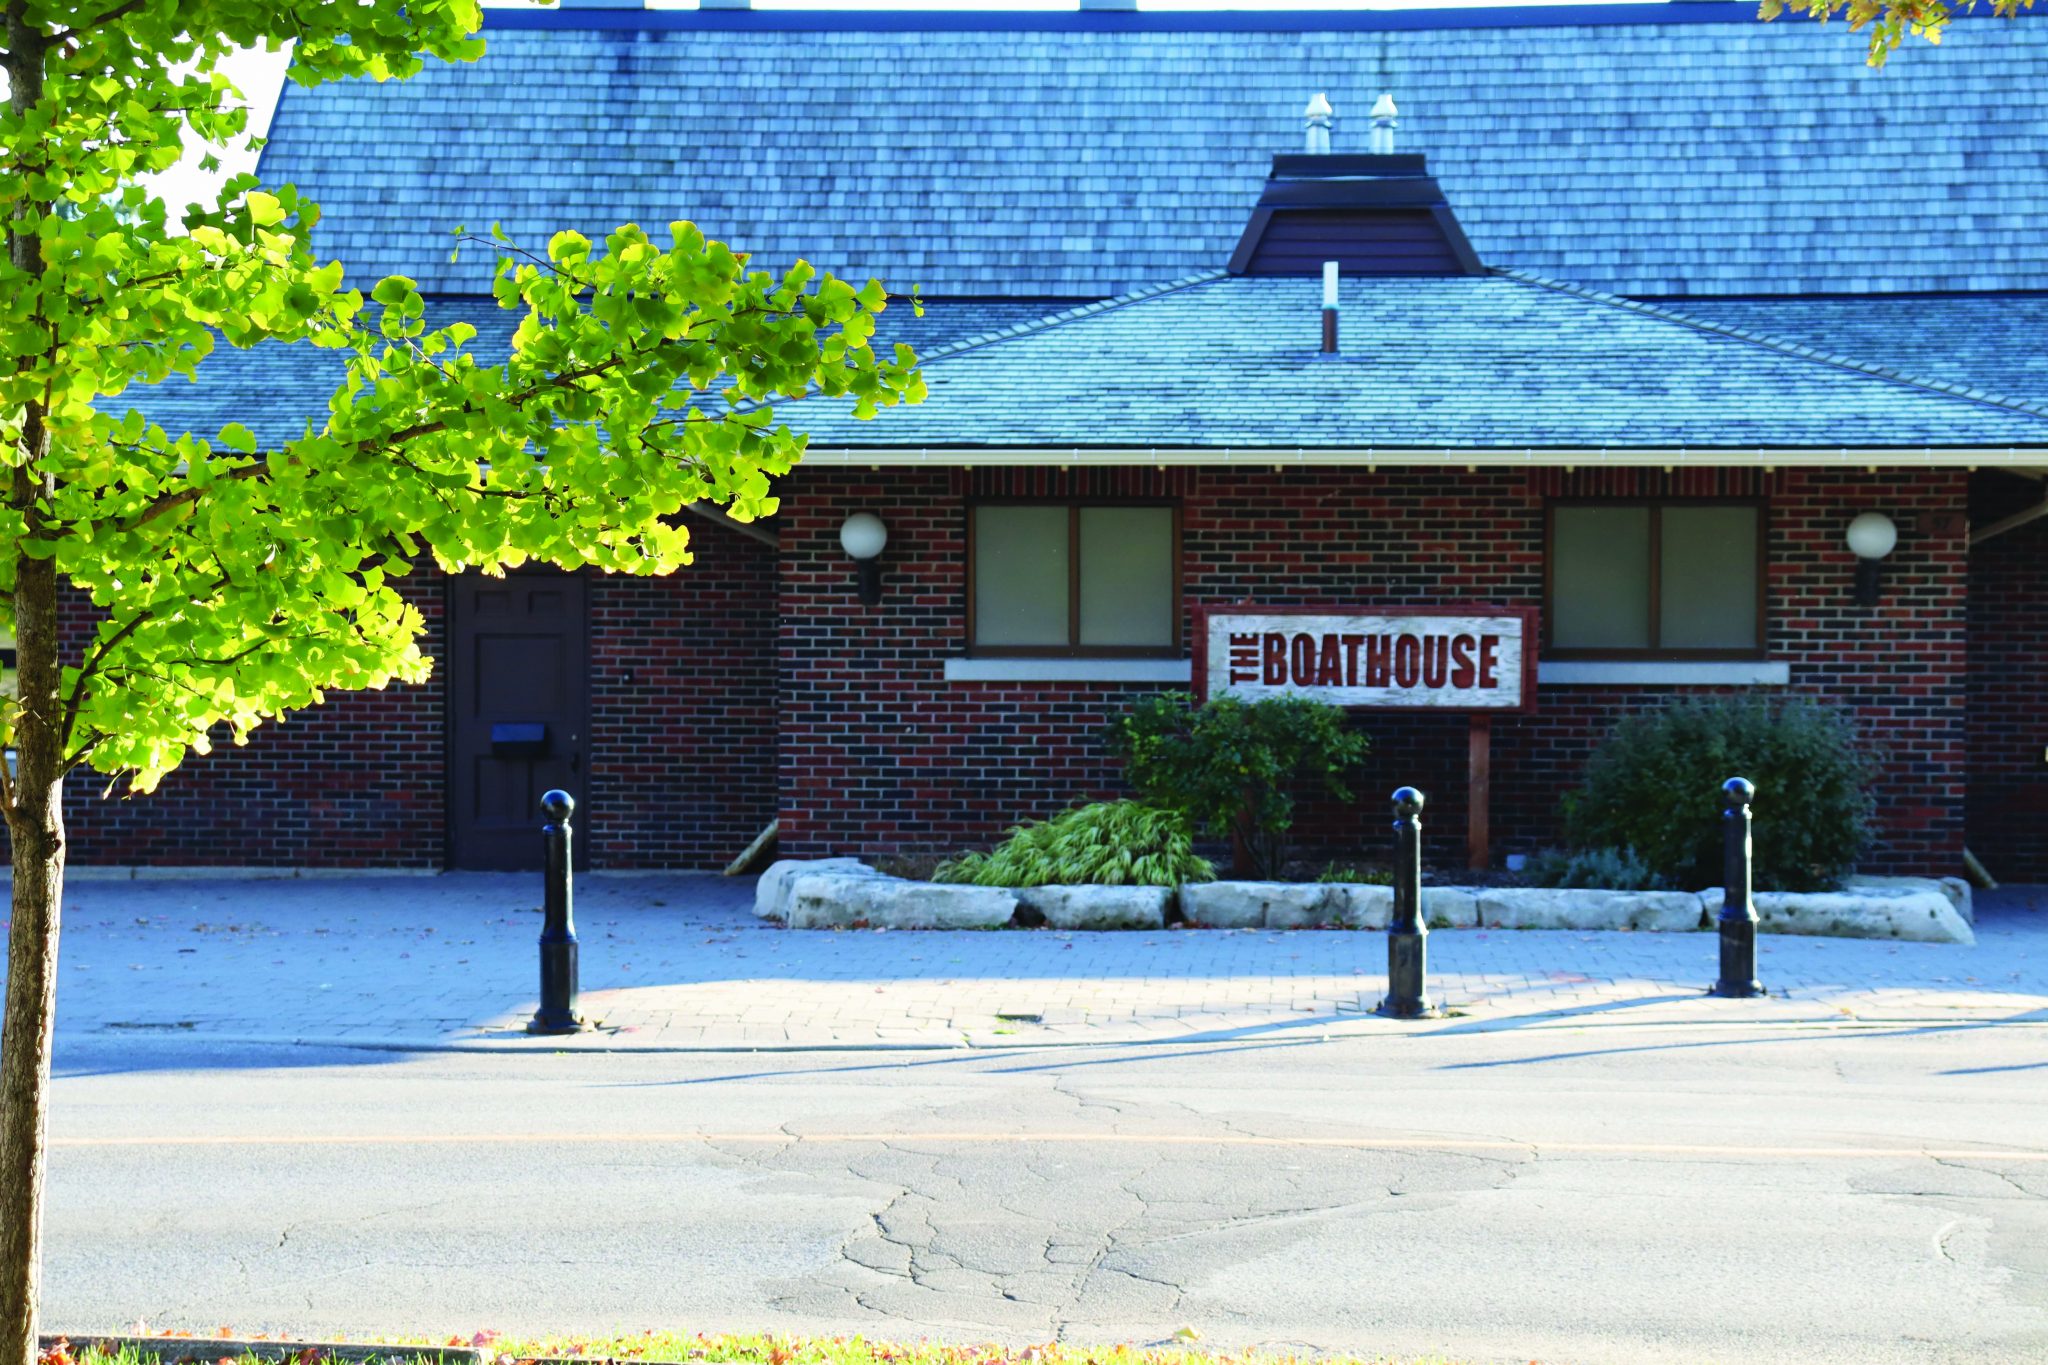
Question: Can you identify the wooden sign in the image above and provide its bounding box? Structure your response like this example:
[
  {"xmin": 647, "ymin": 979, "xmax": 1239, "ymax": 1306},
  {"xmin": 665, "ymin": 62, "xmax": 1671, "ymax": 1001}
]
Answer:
[{"xmin": 1194, "ymin": 606, "xmax": 1537, "ymax": 712}]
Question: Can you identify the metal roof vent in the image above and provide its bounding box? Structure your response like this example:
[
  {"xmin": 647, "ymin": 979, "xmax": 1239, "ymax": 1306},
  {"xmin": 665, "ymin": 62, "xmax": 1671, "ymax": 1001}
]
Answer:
[
  {"xmin": 1369, "ymin": 93, "xmax": 1399, "ymax": 155},
  {"xmin": 1304, "ymin": 93, "xmax": 1334, "ymax": 155},
  {"xmin": 1321, "ymin": 260, "xmax": 1341, "ymax": 357}
]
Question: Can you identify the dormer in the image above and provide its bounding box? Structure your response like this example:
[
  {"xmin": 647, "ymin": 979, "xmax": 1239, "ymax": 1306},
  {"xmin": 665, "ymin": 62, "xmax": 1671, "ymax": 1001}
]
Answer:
[{"xmin": 1229, "ymin": 95, "xmax": 1484, "ymax": 276}]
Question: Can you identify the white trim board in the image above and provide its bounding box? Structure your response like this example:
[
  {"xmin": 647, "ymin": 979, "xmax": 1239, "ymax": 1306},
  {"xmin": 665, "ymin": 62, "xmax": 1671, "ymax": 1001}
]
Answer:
[
  {"xmin": 1538, "ymin": 661, "xmax": 1791, "ymax": 686},
  {"xmin": 943, "ymin": 658, "xmax": 1193, "ymax": 684},
  {"xmin": 805, "ymin": 446, "xmax": 2048, "ymax": 469},
  {"xmin": 943, "ymin": 658, "xmax": 1785, "ymax": 686}
]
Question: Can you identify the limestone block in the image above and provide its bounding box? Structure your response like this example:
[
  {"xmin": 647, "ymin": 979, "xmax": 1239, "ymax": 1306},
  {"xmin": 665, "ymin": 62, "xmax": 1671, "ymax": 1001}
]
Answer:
[
  {"xmin": 1328, "ymin": 883, "xmax": 1394, "ymax": 929},
  {"xmin": 786, "ymin": 872, "xmax": 1018, "ymax": 930},
  {"xmin": 1179, "ymin": 881, "xmax": 1345, "ymax": 929},
  {"xmin": 1941, "ymin": 876, "xmax": 1976, "ymax": 925},
  {"xmin": 754, "ymin": 857, "xmax": 875, "ymax": 921},
  {"xmin": 1846, "ymin": 874, "xmax": 1975, "ymax": 924},
  {"xmin": 1014, "ymin": 884, "xmax": 1172, "ymax": 930},
  {"xmin": 1423, "ymin": 887, "xmax": 1481, "ymax": 929},
  {"xmin": 1261, "ymin": 885, "xmax": 1351, "ymax": 929},
  {"xmin": 1701, "ymin": 887, "xmax": 1974, "ymax": 945},
  {"xmin": 1477, "ymin": 887, "xmax": 1705, "ymax": 932}
]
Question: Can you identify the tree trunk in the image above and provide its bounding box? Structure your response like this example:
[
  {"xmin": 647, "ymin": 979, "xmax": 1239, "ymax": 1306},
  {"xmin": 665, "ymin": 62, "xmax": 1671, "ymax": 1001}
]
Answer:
[
  {"xmin": 0, "ymin": 553, "xmax": 64, "ymax": 1365},
  {"xmin": 2, "ymin": 10, "xmax": 61, "ymax": 1365}
]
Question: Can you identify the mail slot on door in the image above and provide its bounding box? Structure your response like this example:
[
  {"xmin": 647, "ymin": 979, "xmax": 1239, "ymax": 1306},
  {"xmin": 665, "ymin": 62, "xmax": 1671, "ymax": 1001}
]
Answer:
[{"xmin": 490, "ymin": 722, "xmax": 549, "ymax": 760}]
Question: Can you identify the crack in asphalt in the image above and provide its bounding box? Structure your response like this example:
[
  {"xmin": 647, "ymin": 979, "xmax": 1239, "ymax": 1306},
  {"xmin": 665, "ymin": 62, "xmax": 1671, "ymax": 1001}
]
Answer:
[
  {"xmin": 1931, "ymin": 1156, "xmax": 2041, "ymax": 1200},
  {"xmin": 1933, "ymin": 1218, "xmax": 1964, "ymax": 1265},
  {"xmin": 658, "ymin": 1076, "xmax": 1536, "ymax": 1341}
]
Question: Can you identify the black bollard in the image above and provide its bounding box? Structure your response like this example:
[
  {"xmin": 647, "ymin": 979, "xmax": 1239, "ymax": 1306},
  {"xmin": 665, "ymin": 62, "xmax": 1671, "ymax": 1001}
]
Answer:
[
  {"xmin": 1376, "ymin": 786, "xmax": 1439, "ymax": 1019},
  {"xmin": 1709, "ymin": 776, "xmax": 1765, "ymax": 999},
  {"xmin": 528, "ymin": 789, "xmax": 584, "ymax": 1034}
]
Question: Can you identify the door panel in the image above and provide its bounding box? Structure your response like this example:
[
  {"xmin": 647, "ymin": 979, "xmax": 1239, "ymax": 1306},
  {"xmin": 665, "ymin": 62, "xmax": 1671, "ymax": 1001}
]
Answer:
[{"xmin": 448, "ymin": 573, "xmax": 589, "ymax": 870}]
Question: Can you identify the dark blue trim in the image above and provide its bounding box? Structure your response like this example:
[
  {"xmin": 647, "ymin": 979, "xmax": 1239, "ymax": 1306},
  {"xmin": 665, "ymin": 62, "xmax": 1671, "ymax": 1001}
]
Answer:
[
  {"xmin": 795, "ymin": 442, "xmax": 2048, "ymax": 452},
  {"xmin": 1637, "ymin": 288, "xmax": 2048, "ymax": 302},
  {"xmin": 486, "ymin": 4, "xmax": 1779, "ymax": 35}
]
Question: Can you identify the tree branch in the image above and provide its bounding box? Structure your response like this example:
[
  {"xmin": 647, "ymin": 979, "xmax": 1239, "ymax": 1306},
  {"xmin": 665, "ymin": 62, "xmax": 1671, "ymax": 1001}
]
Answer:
[
  {"xmin": 60, "ymin": 734, "xmax": 101, "ymax": 778},
  {"xmin": 124, "ymin": 461, "xmax": 269, "ymax": 531},
  {"xmin": 122, "ymin": 351, "xmax": 640, "ymax": 530},
  {"xmin": 47, "ymin": 0, "xmax": 154, "ymax": 43},
  {"xmin": 452, "ymin": 233, "xmax": 595, "ymax": 292},
  {"xmin": 58, "ymin": 603, "xmax": 157, "ymax": 752}
]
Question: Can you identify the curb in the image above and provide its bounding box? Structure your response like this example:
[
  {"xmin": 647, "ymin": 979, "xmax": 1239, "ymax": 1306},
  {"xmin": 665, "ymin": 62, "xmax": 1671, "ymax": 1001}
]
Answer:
[
  {"xmin": 42, "ymin": 1338, "xmax": 481, "ymax": 1365},
  {"xmin": 59, "ymin": 1011, "xmax": 2048, "ymax": 1057}
]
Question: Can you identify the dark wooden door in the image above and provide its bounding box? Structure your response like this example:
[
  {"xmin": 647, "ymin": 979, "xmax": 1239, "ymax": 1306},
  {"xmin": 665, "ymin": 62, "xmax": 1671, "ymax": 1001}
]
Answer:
[{"xmin": 448, "ymin": 572, "xmax": 589, "ymax": 870}]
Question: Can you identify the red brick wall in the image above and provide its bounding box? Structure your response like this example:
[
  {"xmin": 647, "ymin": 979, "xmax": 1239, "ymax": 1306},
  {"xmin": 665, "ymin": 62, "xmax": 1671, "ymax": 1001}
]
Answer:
[
  {"xmin": 61, "ymin": 572, "xmax": 450, "ymax": 867},
  {"xmin": 50, "ymin": 466, "xmax": 1973, "ymax": 876},
  {"xmin": 585, "ymin": 519, "xmax": 780, "ymax": 869},
  {"xmin": 777, "ymin": 465, "xmax": 1970, "ymax": 876},
  {"xmin": 1966, "ymin": 489, "xmax": 2048, "ymax": 881},
  {"xmin": 60, "ymin": 519, "xmax": 779, "ymax": 870}
]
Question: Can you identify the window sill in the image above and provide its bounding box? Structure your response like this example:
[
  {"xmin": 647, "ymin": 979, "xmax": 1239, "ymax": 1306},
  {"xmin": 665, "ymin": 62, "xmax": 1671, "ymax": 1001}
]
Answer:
[
  {"xmin": 1537, "ymin": 660, "xmax": 1791, "ymax": 687},
  {"xmin": 943, "ymin": 657, "xmax": 1193, "ymax": 684}
]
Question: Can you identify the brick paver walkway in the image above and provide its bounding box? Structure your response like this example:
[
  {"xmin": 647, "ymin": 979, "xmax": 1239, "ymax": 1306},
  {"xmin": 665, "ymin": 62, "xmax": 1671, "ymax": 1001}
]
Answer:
[{"xmin": 42, "ymin": 873, "xmax": 2048, "ymax": 1050}]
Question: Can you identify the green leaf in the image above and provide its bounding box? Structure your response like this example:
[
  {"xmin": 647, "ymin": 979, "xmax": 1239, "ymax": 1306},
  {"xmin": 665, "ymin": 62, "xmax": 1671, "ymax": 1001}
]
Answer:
[
  {"xmin": 370, "ymin": 275, "xmax": 416, "ymax": 306},
  {"xmin": 0, "ymin": 0, "xmax": 921, "ymax": 810}
]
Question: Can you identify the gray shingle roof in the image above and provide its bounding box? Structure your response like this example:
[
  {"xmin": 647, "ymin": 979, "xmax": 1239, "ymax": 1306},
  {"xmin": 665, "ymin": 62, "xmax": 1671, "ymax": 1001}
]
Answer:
[
  {"xmin": 111, "ymin": 284, "xmax": 2048, "ymax": 453},
  {"xmin": 258, "ymin": 8, "xmax": 2048, "ymax": 298},
  {"xmin": 780, "ymin": 272, "xmax": 2048, "ymax": 450},
  {"xmin": 1651, "ymin": 294, "xmax": 2048, "ymax": 405},
  {"xmin": 116, "ymin": 295, "xmax": 1061, "ymax": 450}
]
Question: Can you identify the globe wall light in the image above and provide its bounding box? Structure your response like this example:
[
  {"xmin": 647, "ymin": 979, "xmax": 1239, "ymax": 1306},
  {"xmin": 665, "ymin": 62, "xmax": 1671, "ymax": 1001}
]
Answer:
[
  {"xmin": 839, "ymin": 512, "xmax": 889, "ymax": 606},
  {"xmin": 1846, "ymin": 511, "xmax": 1897, "ymax": 606}
]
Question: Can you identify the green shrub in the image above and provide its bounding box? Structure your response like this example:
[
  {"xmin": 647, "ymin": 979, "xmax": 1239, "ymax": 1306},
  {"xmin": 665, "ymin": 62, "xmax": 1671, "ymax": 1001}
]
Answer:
[
  {"xmin": 1528, "ymin": 845, "xmax": 1665, "ymax": 891},
  {"xmin": 1316, "ymin": 863, "xmax": 1394, "ymax": 886},
  {"xmin": 1564, "ymin": 696, "xmax": 1876, "ymax": 892},
  {"xmin": 932, "ymin": 800, "xmax": 1215, "ymax": 888},
  {"xmin": 1108, "ymin": 692, "xmax": 1368, "ymax": 878}
]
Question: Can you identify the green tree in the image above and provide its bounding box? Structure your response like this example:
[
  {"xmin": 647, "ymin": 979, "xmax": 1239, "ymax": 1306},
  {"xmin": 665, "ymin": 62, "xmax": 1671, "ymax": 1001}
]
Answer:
[
  {"xmin": 0, "ymin": 4, "xmax": 922, "ymax": 1359},
  {"xmin": 1762, "ymin": 0, "xmax": 2036, "ymax": 65}
]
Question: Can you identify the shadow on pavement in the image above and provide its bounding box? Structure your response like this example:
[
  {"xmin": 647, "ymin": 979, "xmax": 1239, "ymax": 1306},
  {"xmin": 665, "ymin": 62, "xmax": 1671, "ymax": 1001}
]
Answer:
[{"xmin": 1438, "ymin": 1007, "xmax": 2048, "ymax": 1070}]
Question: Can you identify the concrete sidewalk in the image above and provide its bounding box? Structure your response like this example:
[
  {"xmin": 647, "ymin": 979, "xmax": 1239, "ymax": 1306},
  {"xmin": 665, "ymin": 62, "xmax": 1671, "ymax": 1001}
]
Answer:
[{"xmin": 38, "ymin": 873, "xmax": 2048, "ymax": 1051}]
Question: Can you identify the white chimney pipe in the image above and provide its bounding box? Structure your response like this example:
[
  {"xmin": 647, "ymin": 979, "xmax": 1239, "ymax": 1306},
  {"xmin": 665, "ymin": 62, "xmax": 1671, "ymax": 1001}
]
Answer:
[
  {"xmin": 1369, "ymin": 93, "xmax": 1399, "ymax": 155},
  {"xmin": 1304, "ymin": 93, "xmax": 1334, "ymax": 155},
  {"xmin": 1321, "ymin": 260, "xmax": 1340, "ymax": 355}
]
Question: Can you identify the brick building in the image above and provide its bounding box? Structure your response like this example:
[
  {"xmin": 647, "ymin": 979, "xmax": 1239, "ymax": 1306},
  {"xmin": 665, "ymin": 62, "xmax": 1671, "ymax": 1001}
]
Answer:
[{"xmin": 82, "ymin": 3, "xmax": 2048, "ymax": 878}]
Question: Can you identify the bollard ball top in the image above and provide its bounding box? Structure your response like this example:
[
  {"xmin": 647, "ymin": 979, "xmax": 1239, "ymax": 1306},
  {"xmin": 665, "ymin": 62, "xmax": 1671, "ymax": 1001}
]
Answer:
[
  {"xmin": 541, "ymin": 789, "xmax": 576, "ymax": 821},
  {"xmin": 1391, "ymin": 786, "xmax": 1426, "ymax": 817},
  {"xmin": 1722, "ymin": 776, "xmax": 1755, "ymax": 808}
]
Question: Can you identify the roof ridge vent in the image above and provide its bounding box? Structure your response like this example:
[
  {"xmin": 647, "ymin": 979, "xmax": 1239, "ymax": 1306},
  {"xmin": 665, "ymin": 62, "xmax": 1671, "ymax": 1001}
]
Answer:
[
  {"xmin": 1369, "ymin": 93, "xmax": 1398, "ymax": 156},
  {"xmin": 1304, "ymin": 93, "xmax": 1334, "ymax": 155}
]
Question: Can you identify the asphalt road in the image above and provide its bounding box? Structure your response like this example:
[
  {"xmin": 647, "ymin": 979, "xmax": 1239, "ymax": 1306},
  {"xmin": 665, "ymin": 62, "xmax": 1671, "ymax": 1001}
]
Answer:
[{"xmin": 38, "ymin": 1022, "xmax": 2048, "ymax": 1365}]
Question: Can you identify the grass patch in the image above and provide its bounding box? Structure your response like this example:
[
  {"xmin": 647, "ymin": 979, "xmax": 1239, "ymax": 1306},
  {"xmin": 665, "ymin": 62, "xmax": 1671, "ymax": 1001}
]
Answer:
[
  {"xmin": 44, "ymin": 1345, "xmax": 443, "ymax": 1365},
  {"xmin": 482, "ymin": 1333, "xmax": 1465, "ymax": 1365},
  {"xmin": 46, "ymin": 1332, "xmax": 1468, "ymax": 1365}
]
